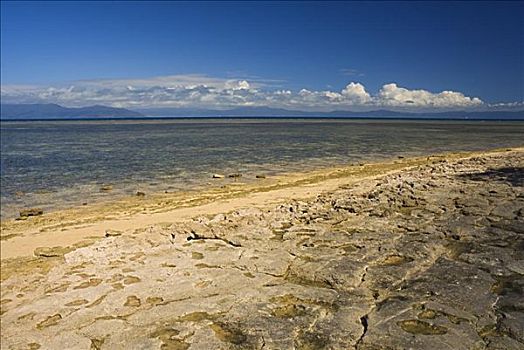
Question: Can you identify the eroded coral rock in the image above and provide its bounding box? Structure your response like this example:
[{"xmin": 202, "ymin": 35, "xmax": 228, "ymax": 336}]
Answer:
[{"xmin": 2, "ymin": 150, "xmax": 523, "ymax": 350}]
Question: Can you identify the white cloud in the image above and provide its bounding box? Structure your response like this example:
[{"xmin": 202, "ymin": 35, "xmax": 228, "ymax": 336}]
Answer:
[
  {"xmin": 0, "ymin": 74, "xmax": 498, "ymax": 111},
  {"xmin": 341, "ymin": 82, "xmax": 371, "ymax": 103},
  {"xmin": 488, "ymin": 101, "xmax": 524, "ymax": 108},
  {"xmin": 225, "ymin": 80, "xmax": 251, "ymax": 91},
  {"xmin": 340, "ymin": 68, "xmax": 365, "ymax": 77},
  {"xmin": 378, "ymin": 83, "xmax": 483, "ymax": 107}
]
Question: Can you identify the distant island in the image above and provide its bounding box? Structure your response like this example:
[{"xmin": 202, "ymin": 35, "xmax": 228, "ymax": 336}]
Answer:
[
  {"xmin": 1, "ymin": 103, "xmax": 523, "ymax": 120},
  {"xmin": 0, "ymin": 103, "xmax": 143, "ymax": 120}
]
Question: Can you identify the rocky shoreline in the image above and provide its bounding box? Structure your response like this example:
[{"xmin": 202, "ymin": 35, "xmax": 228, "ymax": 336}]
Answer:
[{"xmin": 1, "ymin": 148, "xmax": 523, "ymax": 349}]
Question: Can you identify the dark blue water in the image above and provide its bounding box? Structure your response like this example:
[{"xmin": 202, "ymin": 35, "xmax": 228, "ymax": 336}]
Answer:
[{"xmin": 1, "ymin": 119, "xmax": 523, "ymax": 218}]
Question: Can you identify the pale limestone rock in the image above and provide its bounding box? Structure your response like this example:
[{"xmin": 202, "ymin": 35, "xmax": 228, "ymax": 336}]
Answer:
[{"xmin": 1, "ymin": 151, "xmax": 523, "ymax": 349}]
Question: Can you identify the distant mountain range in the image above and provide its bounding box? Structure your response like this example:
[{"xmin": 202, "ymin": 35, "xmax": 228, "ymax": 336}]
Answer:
[
  {"xmin": 136, "ymin": 106, "xmax": 524, "ymax": 119},
  {"xmin": 0, "ymin": 103, "xmax": 143, "ymax": 119},
  {"xmin": 1, "ymin": 103, "xmax": 523, "ymax": 120}
]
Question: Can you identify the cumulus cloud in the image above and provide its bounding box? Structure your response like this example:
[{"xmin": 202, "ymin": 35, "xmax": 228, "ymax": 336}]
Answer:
[
  {"xmin": 224, "ymin": 80, "xmax": 251, "ymax": 91},
  {"xmin": 341, "ymin": 82, "xmax": 372, "ymax": 103},
  {"xmin": 0, "ymin": 74, "xmax": 494, "ymax": 111},
  {"xmin": 378, "ymin": 83, "xmax": 483, "ymax": 107}
]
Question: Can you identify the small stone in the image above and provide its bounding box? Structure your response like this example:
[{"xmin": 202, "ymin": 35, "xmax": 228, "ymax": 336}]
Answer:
[
  {"xmin": 212, "ymin": 174, "xmax": 225, "ymax": 179},
  {"xmin": 228, "ymin": 173, "xmax": 242, "ymax": 178},
  {"xmin": 256, "ymin": 175, "xmax": 266, "ymax": 179},
  {"xmin": 19, "ymin": 208, "xmax": 43, "ymax": 218},
  {"xmin": 136, "ymin": 191, "xmax": 146, "ymax": 197},
  {"xmin": 105, "ymin": 229, "xmax": 123, "ymax": 237},
  {"xmin": 34, "ymin": 246, "xmax": 69, "ymax": 258},
  {"xmin": 100, "ymin": 185, "xmax": 113, "ymax": 192}
]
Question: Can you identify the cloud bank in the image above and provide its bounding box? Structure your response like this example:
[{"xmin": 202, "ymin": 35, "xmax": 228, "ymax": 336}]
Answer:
[{"xmin": 0, "ymin": 74, "xmax": 514, "ymax": 111}]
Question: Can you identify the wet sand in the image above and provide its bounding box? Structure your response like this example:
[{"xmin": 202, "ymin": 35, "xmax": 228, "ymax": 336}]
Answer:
[{"xmin": 1, "ymin": 147, "xmax": 523, "ymax": 349}]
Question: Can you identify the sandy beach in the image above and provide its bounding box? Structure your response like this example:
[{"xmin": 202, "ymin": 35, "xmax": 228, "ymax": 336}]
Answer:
[{"xmin": 1, "ymin": 147, "xmax": 523, "ymax": 349}]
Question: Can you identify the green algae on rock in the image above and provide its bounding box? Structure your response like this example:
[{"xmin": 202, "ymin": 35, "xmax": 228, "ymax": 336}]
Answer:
[{"xmin": 397, "ymin": 319, "xmax": 448, "ymax": 335}]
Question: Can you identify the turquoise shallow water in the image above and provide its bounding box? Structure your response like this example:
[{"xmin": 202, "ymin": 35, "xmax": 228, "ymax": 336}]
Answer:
[{"xmin": 1, "ymin": 118, "xmax": 523, "ymax": 218}]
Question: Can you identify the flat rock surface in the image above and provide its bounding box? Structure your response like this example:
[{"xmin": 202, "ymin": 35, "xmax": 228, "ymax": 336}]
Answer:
[{"xmin": 1, "ymin": 150, "xmax": 523, "ymax": 349}]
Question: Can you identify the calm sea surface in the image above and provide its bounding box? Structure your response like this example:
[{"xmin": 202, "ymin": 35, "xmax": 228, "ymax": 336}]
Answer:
[{"xmin": 1, "ymin": 119, "xmax": 523, "ymax": 218}]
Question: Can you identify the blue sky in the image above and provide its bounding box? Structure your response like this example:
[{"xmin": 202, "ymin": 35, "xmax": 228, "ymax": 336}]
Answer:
[{"xmin": 1, "ymin": 1, "xmax": 523, "ymax": 111}]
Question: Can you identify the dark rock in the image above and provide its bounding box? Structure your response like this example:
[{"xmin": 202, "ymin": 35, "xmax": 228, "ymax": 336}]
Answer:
[
  {"xmin": 105, "ymin": 230, "xmax": 122, "ymax": 237},
  {"xmin": 34, "ymin": 246, "xmax": 69, "ymax": 258},
  {"xmin": 19, "ymin": 208, "xmax": 43, "ymax": 218}
]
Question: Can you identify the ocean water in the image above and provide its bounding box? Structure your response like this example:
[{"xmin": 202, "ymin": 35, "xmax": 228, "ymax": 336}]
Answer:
[{"xmin": 1, "ymin": 118, "xmax": 523, "ymax": 219}]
